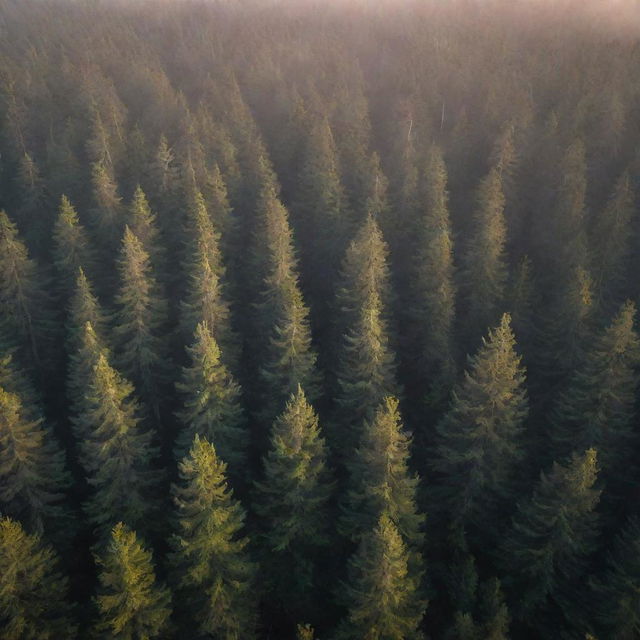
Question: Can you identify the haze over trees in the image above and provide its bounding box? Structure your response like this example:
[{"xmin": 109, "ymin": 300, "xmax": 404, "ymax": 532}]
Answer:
[{"xmin": 1, "ymin": 0, "xmax": 640, "ymax": 637}]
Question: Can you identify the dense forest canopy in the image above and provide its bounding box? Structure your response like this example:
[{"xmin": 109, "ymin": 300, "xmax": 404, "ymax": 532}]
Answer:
[{"xmin": 1, "ymin": 0, "xmax": 640, "ymax": 638}]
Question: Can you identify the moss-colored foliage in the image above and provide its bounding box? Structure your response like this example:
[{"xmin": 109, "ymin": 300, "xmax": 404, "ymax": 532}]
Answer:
[
  {"xmin": 175, "ymin": 322, "xmax": 246, "ymax": 475},
  {"xmin": 338, "ymin": 514, "xmax": 426, "ymax": 640},
  {"xmin": 94, "ymin": 522, "xmax": 171, "ymax": 640},
  {"xmin": 254, "ymin": 386, "xmax": 333, "ymax": 615},
  {"xmin": 432, "ymin": 314, "xmax": 527, "ymax": 529},
  {"xmin": 171, "ymin": 436, "xmax": 256, "ymax": 639},
  {"xmin": 0, "ymin": 517, "xmax": 76, "ymax": 640}
]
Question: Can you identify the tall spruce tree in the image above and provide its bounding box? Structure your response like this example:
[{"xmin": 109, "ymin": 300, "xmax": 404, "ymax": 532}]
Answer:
[
  {"xmin": 126, "ymin": 185, "xmax": 165, "ymax": 281},
  {"xmin": 76, "ymin": 348, "xmax": 159, "ymax": 539},
  {"xmin": 113, "ymin": 226, "xmax": 169, "ymax": 423},
  {"xmin": 333, "ymin": 214, "xmax": 399, "ymax": 453},
  {"xmin": 180, "ymin": 190, "xmax": 237, "ymax": 370},
  {"xmin": 170, "ymin": 436, "xmax": 256, "ymax": 639},
  {"xmin": 253, "ymin": 386, "xmax": 333, "ymax": 617},
  {"xmin": 338, "ymin": 514, "xmax": 426, "ymax": 640},
  {"xmin": 460, "ymin": 167, "xmax": 508, "ymax": 350},
  {"xmin": 52, "ymin": 195, "xmax": 95, "ymax": 299},
  {"xmin": 175, "ymin": 322, "xmax": 246, "ymax": 476},
  {"xmin": 411, "ymin": 145, "xmax": 457, "ymax": 408},
  {"xmin": 253, "ymin": 182, "xmax": 320, "ymax": 426},
  {"xmin": 0, "ymin": 384, "xmax": 71, "ymax": 536},
  {"xmin": 549, "ymin": 301, "xmax": 639, "ymax": 488},
  {"xmin": 431, "ymin": 314, "xmax": 528, "ymax": 537},
  {"xmin": 592, "ymin": 516, "xmax": 640, "ymax": 640},
  {"xmin": 501, "ymin": 449, "xmax": 600, "ymax": 634},
  {"xmin": 339, "ymin": 396, "xmax": 424, "ymax": 557},
  {"xmin": 90, "ymin": 160, "xmax": 124, "ymax": 255},
  {"xmin": 94, "ymin": 522, "xmax": 171, "ymax": 640},
  {"xmin": 0, "ymin": 210, "xmax": 49, "ymax": 368},
  {"xmin": 0, "ymin": 517, "xmax": 76, "ymax": 640}
]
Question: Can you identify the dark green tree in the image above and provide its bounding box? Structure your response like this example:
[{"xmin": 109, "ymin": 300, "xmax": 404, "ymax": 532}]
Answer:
[
  {"xmin": 0, "ymin": 385, "xmax": 71, "ymax": 536},
  {"xmin": 0, "ymin": 517, "xmax": 76, "ymax": 640},
  {"xmin": 52, "ymin": 195, "xmax": 95, "ymax": 299},
  {"xmin": 592, "ymin": 516, "xmax": 640, "ymax": 640},
  {"xmin": 76, "ymin": 349, "xmax": 159, "ymax": 539},
  {"xmin": 175, "ymin": 322, "xmax": 246, "ymax": 476},
  {"xmin": 253, "ymin": 183, "xmax": 320, "ymax": 426},
  {"xmin": 411, "ymin": 145, "xmax": 457, "ymax": 407},
  {"xmin": 94, "ymin": 522, "xmax": 171, "ymax": 640},
  {"xmin": 340, "ymin": 396, "xmax": 424, "ymax": 558},
  {"xmin": 171, "ymin": 436, "xmax": 256, "ymax": 639},
  {"xmin": 549, "ymin": 301, "xmax": 639, "ymax": 487},
  {"xmin": 126, "ymin": 185, "xmax": 165, "ymax": 280},
  {"xmin": 431, "ymin": 314, "xmax": 528, "ymax": 536},
  {"xmin": 113, "ymin": 226, "xmax": 170, "ymax": 422},
  {"xmin": 460, "ymin": 167, "xmax": 508, "ymax": 349},
  {"xmin": 338, "ymin": 514, "xmax": 426, "ymax": 640},
  {"xmin": 90, "ymin": 160, "xmax": 124, "ymax": 254},
  {"xmin": 333, "ymin": 214, "xmax": 399, "ymax": 453},
  {"xmin": 501, "ymin": 449, "xmax": 600, "ymax": 633},
  {"xmin": 253, "ymin": 386, "xmax": 333, "ymax": 617}
]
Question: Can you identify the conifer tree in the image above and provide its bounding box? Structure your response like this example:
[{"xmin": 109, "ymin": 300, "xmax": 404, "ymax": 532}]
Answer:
[
  {"xmin": 411, "ymin": 145, "xmax": 456, "ymax": 407},
  {"xmin": 501, "ymin": 449, "xmax": 600, "ymax": 632},
  {"xmin": 180, "ymin": 190, "xmax": 237, "ymax": 369},
  {"xmin": 460, "ymin": 167, "xmax": 508, "ymax": 349},
  {"xmin": 127, "ymin": 185, "xmax": 165, "ymax": 280},
  {"xmin": 338, "ymin": 514, "xmax": 426, "ymax": 640},
  {"xmin": 0, "ymin": 210, "xmax": 49, "ymax": 368},
  {"xmin": 431, "ymin": 314, "xmax": 528, "ymax": 535},
  {"xmin": 334, "ymin": 214, "xmax": 399, "ymax": 452},
  {"xmin": 340, "ymin": 397, "xmax": 424, "ymax": 557},
  {"xmin": 254, "ymin": 183, "xmax": 320, "ymax": 425},
  {"xmin": 94, "ymin": 522, "xmax": 171, "ymax": 640},
  {"xmin": 145, "ymin": 134, "xmax": 180, "ymax": 229},
  {"xmin": 0, "ymin": 385, "xmax": 71, "ymax": 536},
  {"xmin": 592, "ymin": 516, "xmax": 640, "ymax": 639},
  {"xmin": 203, "ymin": 163, "xmax": 234, "ymax": 243},
  {"xmin": 292, "ymin": 117, "xmax": 348, "ymax": 313},
  {"xmin": 0, "ymin": 517, "xmax": 76, "ymax": 640},
  {"xmin": 253, "ymin": 386, "xmax": 333, "ymax": 616},
  {"xmin": 14, "ymin": 152, "xmax": 47, "ymax": 250},
  {"xmin": 77, "ymin": 349, "xmax": 159, "ymax": 539},
  {"xmin": 175, "ymin": 322, "xmax": 246, "ymax": 475},
  {"xmin": 591, "ymin": 170, "xmax": 635, "ymax": 314},
  {"xmin": 90, "ymin": 160, "xmax": 124, "ymax": 254},
  {"xmin": 171, "ymin": 436, "xmax": 256, "ymax": 639},
  {"xmin": 52, "ymin": 195, "xmax": 95, "ymax": 299},
  {"xmin": 549, "ymin": 301, "xmax": 639, "ymax": 486},
  {"xmin": 113, "ymin": 226, "xmax": 169, "ymax": 422}
]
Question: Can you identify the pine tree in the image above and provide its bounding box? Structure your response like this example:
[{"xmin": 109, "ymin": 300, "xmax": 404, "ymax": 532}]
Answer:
[
  {"xmin": 113, "ymin": 226, "xmax": 169, "ymax": 422},
  {"xmin": 0, "ymin": 210, "xmax": 49, "ymax": 368},
  {"xmin": 90, "ymin": 160, "xmax": 124, "ymax": 254},
  {"xmin": 592, "ymin": 516, "xmax": 640, "ymax": 640},
  {"xmin": 14, "ymin": 152, "xmax": 47, "ymax": 249},
  {"xmin": 431, "ymin": 314, "xmax": 528, "ymax": 535},
  {"xmin": 94, "ymin": 522, "xmax": 171, "ymax": 640},
  {"xmin": 340, "ymin": 397, "xmax": 424, "ymax": 557},
  {"xmin": 180, "ymin": 190, "xmax": 237, "ymax": 369},
  {"xmin": 501, "ymin": 449, "xmax": 600, "ymax": 632},
  {"xmin": 52, "ymin": 195, "xmax": 95, "ymax": 299},
  {"xmin": 334, "ymin": 214, "xmax": 399, "ymax": 452},
  {"xmin": 175, "ymin": 322, "xmax": 246, "ymax": 476},
  {"xmin": 411, "ymin": 145, "xmax": 457, "ymax": 407},
  {"xmin": 0, "ymin": 385, "xmax": 71, "ymax": 536},
  {"xmin": 77, "ymin": 350, "xmax": 159, "ymax": 539},
  {"xmin": 170, "ymin": 436, "xmax": 256, "ymax": 639},
  {"xmin": 591, "ymin": 170, "xmax": 635, "ymax": 315},
  {"xmin": 126, "ymin": 185, "xmax": 165, "ymax": 280},
  {"xmin": 253, "ymin": 183, "xmax": 320, "ymax": 425},
  {"xmin": 203, "ymin": 163, "xmax": 234, "ymax": 243},
  {"xmin": 460, "ymin": 167, "xmax": 508, "ymax": 350},
  {"xmin": 292, "ymin": 116, "xmax": 349, "ymax": 315},
  {"xmin": 0, "ymin": 517, "xmax": 76, "ymax": 640},
  {"xmin": 549, "ymin": 301, "xmax": 639, "ymax": 487},
  {"xmin": 253, "ymin": 386, "xmax": 333, "ymax": 616},
  {"xmin": 338, "ymin": 514, "xmax": 426, "ymax": 640}
]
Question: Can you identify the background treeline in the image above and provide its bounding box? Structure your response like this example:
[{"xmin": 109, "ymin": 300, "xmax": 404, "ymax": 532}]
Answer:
[{"xmin": 1, "ymin": 0, "xmax": 640, "ymax": 638}]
